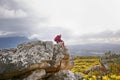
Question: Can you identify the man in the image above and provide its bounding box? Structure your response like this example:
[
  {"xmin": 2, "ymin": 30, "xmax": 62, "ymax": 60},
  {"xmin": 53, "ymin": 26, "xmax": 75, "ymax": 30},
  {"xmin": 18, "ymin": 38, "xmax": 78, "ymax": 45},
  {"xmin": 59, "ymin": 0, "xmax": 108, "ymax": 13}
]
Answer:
[{"xmin": 54, "ymin": 34, "xmax": 64, "ymax": 46}]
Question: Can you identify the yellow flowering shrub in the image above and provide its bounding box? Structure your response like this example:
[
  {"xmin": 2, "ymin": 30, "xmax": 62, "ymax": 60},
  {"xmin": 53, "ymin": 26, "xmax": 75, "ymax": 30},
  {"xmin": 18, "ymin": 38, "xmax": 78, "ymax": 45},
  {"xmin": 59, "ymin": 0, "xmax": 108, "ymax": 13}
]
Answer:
[{"xmin": 71, "ymin": 56, "xmax": 120, "ymax": 80}]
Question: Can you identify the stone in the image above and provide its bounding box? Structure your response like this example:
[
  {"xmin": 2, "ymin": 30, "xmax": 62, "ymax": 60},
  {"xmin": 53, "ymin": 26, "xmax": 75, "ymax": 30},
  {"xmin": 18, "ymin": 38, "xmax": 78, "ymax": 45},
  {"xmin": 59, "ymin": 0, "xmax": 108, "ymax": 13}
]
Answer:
[
  {"xmin": 47, "ymin": 70, "xmax": 83, "ymax": 80},
  {"xmin": 0, "ymin": 40, "xmax": 81, "ymax": 80},
  {"xmin": 23, "ymin": 69, "xmax": 46, "ymax": 80}
]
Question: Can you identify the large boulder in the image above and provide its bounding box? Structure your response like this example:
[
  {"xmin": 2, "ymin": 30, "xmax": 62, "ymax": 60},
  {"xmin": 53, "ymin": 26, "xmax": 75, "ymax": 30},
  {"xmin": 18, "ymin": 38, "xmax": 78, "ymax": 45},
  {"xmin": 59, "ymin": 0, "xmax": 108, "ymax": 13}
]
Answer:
[
  {"xmin": 47, "ymin": 70, "xmax": 83, "ymax": 80},
  {"xmin": 0, "ymin": 41, "xmax": 53, "ymax": 73},
  {"xmin": 0, "ymin": 41, "xmax": 81, "ymax": 80}
]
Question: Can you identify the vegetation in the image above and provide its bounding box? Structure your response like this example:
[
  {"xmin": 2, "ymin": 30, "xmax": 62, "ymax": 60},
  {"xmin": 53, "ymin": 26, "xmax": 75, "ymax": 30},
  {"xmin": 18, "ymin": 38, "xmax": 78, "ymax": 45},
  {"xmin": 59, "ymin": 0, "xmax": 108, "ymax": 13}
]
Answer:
[{"xmin": 71, "ymin": 51, "xmax": 120, "ymax": 80}]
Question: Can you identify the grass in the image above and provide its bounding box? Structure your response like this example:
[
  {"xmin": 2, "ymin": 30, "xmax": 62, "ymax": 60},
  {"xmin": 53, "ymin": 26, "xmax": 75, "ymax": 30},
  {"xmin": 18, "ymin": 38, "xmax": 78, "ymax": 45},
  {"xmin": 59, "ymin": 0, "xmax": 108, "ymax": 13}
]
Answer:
[{"xmin": 71, "ymin": 56, "xmax": 120, "ymax": 80}]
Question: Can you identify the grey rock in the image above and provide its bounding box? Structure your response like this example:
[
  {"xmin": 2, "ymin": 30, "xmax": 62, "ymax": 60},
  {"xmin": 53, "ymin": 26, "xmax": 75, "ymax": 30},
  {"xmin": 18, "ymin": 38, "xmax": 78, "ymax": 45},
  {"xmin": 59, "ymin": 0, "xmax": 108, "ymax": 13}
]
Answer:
[
  {"xmin": 0, "ymin": 40, "xmax": 78, "ymax": 80},
  {"xmin": 0, "ymin": 41, "xmax": 54, "ymax": 73},
  {"xmin": 23, "ymin": 69, "xmax": 46, "ymax": 80},
  {"xmin": 47, "ymin": 70, "xmax": 83, "ymax": 80}
]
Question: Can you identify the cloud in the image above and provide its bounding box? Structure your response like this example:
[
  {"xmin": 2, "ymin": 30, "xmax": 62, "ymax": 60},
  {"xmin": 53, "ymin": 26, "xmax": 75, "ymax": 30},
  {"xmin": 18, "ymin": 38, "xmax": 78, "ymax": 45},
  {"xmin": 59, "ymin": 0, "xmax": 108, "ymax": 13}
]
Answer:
[
  {"xmin": 0, "ymin": 6, "xmax": 27, "ymax": 19},
  {"xmin": 0, "ymin": 0, "xmax": 120, "ymax": 45},
  {"xmin": 0, "ymin": 31, "xmax": 16, "ymax": 37},
  {"xmin": 0, "ymin": 0, "xmax": 27, "ymax": 19},
  {"xmin": 80, "ymin": 30, "xmax": 120, "ymax": 39},
  {"xmin": 27, "ymin": 27, "xmax": 72, "ymax": 41},
  {"xmin": 0, "ymin": 0, "xmax": 72, "ymax": 41},
  {"xmin": 75, "ymin": 30, "xmax": 120, "ymax": 44}
]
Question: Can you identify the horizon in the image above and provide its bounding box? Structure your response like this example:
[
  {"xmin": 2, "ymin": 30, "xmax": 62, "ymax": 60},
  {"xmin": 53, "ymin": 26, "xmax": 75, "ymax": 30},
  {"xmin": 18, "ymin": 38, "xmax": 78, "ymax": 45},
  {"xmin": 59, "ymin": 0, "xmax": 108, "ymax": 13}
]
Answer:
[
  {"xmin": 1, "ymin": 36, "xmax": 120, "ymax": 46},
  {"xmin": 0, "ymin": 37, "xmax": 120, "ymax": 57}
]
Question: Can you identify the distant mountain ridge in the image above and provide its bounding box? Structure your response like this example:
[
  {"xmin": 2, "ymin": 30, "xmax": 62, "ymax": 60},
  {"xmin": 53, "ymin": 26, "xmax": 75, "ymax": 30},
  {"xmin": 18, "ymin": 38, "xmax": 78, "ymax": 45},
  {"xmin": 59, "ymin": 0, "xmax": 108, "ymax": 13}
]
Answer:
[
  {"xmin": 0, "ymin": 37, "xmax": 29, "ymax": 49},
  {"xmin": 67, "ymin": 43, "xmax": 120, "ymax": 56}
]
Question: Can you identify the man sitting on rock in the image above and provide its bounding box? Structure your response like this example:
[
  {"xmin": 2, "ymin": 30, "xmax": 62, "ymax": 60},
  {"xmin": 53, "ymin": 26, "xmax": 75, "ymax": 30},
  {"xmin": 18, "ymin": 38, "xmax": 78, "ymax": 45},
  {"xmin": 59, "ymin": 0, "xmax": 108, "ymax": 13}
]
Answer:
[{"xmin": 54, "ymin": 34, "xmax": 65, "ymax": 47}]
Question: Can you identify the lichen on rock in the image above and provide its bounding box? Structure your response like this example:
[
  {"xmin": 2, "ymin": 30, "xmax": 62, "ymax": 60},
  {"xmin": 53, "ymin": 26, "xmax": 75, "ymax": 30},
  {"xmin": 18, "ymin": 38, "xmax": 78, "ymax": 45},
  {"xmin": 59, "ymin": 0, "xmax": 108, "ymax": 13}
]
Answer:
[{"xmin": 0, "ymin": 40, "xmax": 82, "ymax": 80}]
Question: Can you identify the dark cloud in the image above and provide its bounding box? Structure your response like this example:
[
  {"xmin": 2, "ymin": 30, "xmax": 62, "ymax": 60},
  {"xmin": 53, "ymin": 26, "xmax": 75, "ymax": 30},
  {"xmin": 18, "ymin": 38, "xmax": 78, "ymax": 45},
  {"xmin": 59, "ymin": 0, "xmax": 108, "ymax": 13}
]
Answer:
[
  {"xmin": 67, "ymin": 30, "xmax": 120, "ymax": 44},
  {"xmin": 0, "ymin": 0, "xmax": 49, "ymax": 37},
  {"xmin": 0, "ymin": 17, "xmax": 46, "ymax": 31},
  {"xmin": 79, "ymin": 30, "xmax": 120, "ymax": 39},
  {"xmin": 0, "ymin": 17, "xmax": 71, "ymax": 40},
  {"xmin": 115, "ymin": 30, "xmax": 120, "ymax": 38},
  {"xmin": 0, "ymin": 0, "xmax": 21, "ymax": 10},
  {"xmin": 0, "ymin": 0, "xmax": 70, "ymax": 39}
]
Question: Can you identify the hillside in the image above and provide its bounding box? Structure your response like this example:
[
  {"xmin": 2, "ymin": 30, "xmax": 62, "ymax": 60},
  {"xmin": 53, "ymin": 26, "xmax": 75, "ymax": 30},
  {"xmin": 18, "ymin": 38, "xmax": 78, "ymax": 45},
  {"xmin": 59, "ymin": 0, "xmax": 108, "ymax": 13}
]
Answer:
[
  {"xmin": 68, "ymin": 43, "xmax": 120, "ymax": 56},
  {"xmin": 0, "ymin": 37, "xmax": 29, "ymax": 49},
  {"xmin": 72, "ymin": 52, "xmax": 120, "ymax": 79}
]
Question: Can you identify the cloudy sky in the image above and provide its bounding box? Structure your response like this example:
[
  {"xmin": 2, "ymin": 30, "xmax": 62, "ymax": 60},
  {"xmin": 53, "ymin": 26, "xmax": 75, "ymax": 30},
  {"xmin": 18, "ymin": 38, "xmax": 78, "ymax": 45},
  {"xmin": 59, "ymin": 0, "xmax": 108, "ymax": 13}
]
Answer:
[{"xmin": 0, "ymin": 0, "xmax": 120, "ymax": 45}]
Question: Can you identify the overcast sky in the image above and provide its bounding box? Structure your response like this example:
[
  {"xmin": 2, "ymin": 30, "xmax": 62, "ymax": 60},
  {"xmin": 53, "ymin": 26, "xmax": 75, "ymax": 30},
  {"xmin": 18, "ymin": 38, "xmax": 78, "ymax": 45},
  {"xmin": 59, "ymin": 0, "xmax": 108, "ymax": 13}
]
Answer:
[{"xmin": 0, "ymin": 0, "xmax": 120, "ymax": 45}]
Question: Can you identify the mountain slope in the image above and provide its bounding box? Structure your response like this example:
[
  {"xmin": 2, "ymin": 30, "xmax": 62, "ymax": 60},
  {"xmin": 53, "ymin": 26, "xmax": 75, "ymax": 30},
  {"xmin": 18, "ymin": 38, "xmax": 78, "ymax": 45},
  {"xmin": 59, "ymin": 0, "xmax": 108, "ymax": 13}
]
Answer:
[
  {"xmin": 67, "ymin": 43, "xmax": 120, "ymax": 56},
  {"xmin": 0, "ymin": 37, "xmax": 29, "ymax": 49}
]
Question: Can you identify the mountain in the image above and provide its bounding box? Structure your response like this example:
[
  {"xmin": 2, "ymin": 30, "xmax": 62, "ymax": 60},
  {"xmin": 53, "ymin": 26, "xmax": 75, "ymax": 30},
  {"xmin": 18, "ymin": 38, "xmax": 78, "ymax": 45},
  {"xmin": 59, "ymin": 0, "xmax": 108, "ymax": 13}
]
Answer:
[
  {"xmin": 67, "ymin": 43, "xmax": 120, "ymax": 56},
  {"xmin": 0, "ymin": 37, "xmax": 29, "ymax": 49}
]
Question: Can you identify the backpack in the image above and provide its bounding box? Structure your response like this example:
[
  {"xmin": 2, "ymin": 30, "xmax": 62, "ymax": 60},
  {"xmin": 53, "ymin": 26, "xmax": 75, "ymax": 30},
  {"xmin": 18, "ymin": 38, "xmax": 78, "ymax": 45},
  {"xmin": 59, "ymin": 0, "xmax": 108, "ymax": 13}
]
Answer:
[{"xmin": 54, "ymin": 36, "xmax": 58, "ymax": 41}]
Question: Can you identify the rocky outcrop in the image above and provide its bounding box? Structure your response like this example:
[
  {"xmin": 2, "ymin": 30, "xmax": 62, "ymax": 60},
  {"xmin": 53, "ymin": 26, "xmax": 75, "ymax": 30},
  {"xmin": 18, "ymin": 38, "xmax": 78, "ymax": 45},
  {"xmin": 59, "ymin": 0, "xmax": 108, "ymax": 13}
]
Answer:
[
  {"xmin": 47, "ymin": 70, "xmax": 83, "ymax": 80},
  {"xmin": 0, "ymin": 41, "xmax": 82, "ymax": 80}
]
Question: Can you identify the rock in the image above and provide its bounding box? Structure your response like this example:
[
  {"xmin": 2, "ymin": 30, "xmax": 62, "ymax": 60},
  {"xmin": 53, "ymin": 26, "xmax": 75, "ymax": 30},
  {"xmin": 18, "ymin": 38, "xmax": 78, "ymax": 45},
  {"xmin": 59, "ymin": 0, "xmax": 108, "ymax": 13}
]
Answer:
[
  {"xmin": 0, "ymin": 40, "xmax": 78, "ymax": 80},
  {"xmin": 0, "ymin": 41, "xmax": 53, "ymax": 74},
  {"xmin": 23, "ymin": 69, "xmax": 46, "ymax": 80},
  {"xmin": 47, "ymin": 70, "xmax": 83, "ymax": 80}
]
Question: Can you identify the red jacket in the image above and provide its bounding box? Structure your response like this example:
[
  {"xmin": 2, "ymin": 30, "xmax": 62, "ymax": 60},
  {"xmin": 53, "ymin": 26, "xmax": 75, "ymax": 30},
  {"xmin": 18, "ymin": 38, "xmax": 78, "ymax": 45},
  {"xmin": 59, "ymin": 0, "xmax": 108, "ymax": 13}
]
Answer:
[{"xmin": 54, "ymin": 35, "xmax": 64, "ymax": 43}]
